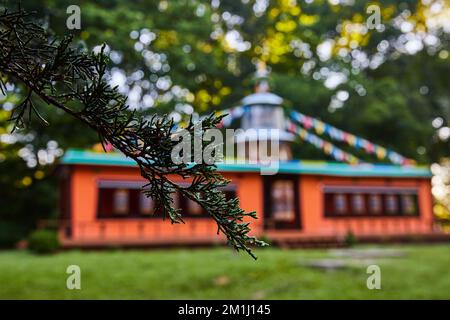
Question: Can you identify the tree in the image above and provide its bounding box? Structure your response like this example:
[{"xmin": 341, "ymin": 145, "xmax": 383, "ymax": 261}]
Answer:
[
  {"xmin": 13, "ymin": 0, "xmax": 446, "ymax": 162},
  {"xmin": 431, "ymin": 158, "xmax": 450, "ymax": 230},
  {"xmin": 0, "ymin": 8, "xmax": 266, "ymax": 258}
]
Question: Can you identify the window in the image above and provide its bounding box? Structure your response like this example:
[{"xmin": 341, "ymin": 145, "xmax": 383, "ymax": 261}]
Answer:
[
  {"xmin": 243, "ymin": 105, "xmax": 284, "ymax": 130},
  {"xmin": 385, "ymin": 194, "xmax": 399, "ymax": 215},
  {"xmin": 334, "ymin": 194, "xmax": 348, "ymax": 214},
  {"xmin": 98, "ymin": 187, "xmax": 151, "ymax": 218},
  {"xmin": 97, "ymin": 180, "xmax": 237, "ymax": 219},
  {"xmin": 368, "ymin": 194, "xmax": 383, "ymax": 214},
  {"xmin": 324, "ymin": 186, "xmax": 420, "ymax": 217},
  {"xmin": 139, "ymin": 192, "xmax": 154, "ymax": 215},
  {"xmin": 185, "ymin": 196, "xmax": 204, "ymax": 216},
  {"xmin": 97, "ymin": 180, "xmax": 144, "ymax": 218},
  {"xmin": 351, "ymin": 194, "xmax": 365, "ymax": 214},
  {"xmin": 113, "ymin": 189, "xmax": 129, "ymax": 215},
  {"xmin": 272, "ymin": 180, "xmax": 295, "ymax": 222},
  {"xmin": 264, "ymin": 176, "xmax": 300, "ymax": 230},
  {"xmin": 401, "ymin": 194, "xmax": 417, "ymax": 216},
  {"xmin": 181, "ymin": 187, "xmax": 237, "ymax": 218}
]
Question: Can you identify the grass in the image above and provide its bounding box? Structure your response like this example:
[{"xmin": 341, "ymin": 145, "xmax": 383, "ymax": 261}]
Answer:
[{"xmin": 0, "ymin": 244, "xmax": 449, "ymax": 299}]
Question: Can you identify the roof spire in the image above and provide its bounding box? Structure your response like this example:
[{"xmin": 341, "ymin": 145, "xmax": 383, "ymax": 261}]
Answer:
[{"xmin": 254, "ymin": 60, "xmax": 270, "ymax": 93}]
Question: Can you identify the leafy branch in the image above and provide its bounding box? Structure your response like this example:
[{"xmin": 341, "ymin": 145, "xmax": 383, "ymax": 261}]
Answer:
[{"xmin": 0, "ymin": 8, "xmax": 267, "ymax": 258}]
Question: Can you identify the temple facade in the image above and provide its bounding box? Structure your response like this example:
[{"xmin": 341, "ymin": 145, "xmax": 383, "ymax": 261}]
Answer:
[
  {"xmin": 56, "ymin": 73, "xmax": 436, "ymax": 247},
  {"xmin": 57, "ymin": 149, "xmax": 434, "ymax": 247}
]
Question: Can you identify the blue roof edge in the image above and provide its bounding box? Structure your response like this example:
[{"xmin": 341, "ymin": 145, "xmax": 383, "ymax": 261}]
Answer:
[{"xmin": 60, "ymin": 149, "xmax": 432, "ymax": 178}]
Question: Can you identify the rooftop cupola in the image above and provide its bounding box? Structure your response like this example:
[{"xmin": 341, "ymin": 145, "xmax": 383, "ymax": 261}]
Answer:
[{"xmin": 236, "ymin": 62, "xmax": 294, "ymax": 161}]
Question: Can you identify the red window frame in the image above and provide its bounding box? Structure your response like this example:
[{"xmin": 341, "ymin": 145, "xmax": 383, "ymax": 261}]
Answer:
[
  {"xmin": 323, "ymin": 186, "xmax": 420, "ymax": 217},
  {"xmin": 96, "ymin": 180, "xmax": 237, "ymax": 219}
]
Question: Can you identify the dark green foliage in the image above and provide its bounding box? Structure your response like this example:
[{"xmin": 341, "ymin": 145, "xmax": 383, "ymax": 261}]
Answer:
[
  {"xmin": 28, "ymin": 229, "xmax": 59, "ymax": 254},
  {"xmin": 257, "ymin": 234, "xmax": 271, "ymax": 248},
  {"xmin": 0, "ymin": 8, "xmax": 266, "ymax": 258},
  {"xmin": 344, "ymin": 230, "xmax": 357, "ymax": 248},
  {"xmin": 0, "ymin": 222, "xmax": 27, "ymax": 247}
]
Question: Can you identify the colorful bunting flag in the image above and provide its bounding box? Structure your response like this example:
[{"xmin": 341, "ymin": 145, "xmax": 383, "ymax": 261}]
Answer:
[
  {"xmin": 286, "ymin": 120, "xmax": 361, "ymax": 165},
  {"xmin": 290, "ymin": 110, "xmax": 415, "ymax": 166},
  {"xmin": 172, "ymin": 105, "xmax": 414, "ymax": 166}
]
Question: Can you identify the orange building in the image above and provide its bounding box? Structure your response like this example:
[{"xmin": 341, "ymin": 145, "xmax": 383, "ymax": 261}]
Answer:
[
  {"xmin": 58, "ymin": 149, "xmax": 435, "ymax": 248},
  {"xmin": 56, "ymin": 71, "xmax": 439, "ymax": 247}
]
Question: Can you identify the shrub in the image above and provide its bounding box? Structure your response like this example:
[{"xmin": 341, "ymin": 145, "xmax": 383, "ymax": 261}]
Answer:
[
  {"xmin": 28, "ymin": 229, "xmax": 60, "ymax": 254},
  {"xmin": 344, "ymin": 230, "xmax": 357, "ymax": 247}
]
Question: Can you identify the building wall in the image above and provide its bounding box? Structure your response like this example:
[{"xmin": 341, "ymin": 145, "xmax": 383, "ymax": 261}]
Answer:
[
  {"xmin": 62, "ymin": 164, "xmax": 434, "ymax": 246},
  {"xmin": 297, "ymin": 175, "xmax": 433, "ymax": 238},
  {"xmin": 64, "ymin": 165, "xmax": 264, "ymax": 245}
]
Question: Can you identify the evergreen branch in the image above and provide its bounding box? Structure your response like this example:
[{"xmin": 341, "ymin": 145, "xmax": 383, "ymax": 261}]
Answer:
[{"xmin": 0, "ymin": 8, "xmax": 267, "ymax": 258}]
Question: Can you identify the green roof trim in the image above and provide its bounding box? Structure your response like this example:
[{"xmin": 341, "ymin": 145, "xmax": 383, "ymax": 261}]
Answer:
[
  {"xmin": 60, "ymin": 149, "xmax": 432, "ymax": 178},
  {"xmin": 62, "ymin": 149, "xmax": 137, "ymax": 167}
]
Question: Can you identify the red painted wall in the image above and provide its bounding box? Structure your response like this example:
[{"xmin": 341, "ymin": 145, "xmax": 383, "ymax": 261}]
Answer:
[
  {"xmin": 297, "ymin": 175, "xmax": 433, "ymax": 237},
  {"xmin": 63, "ymin": 165, "xmax": 264, "ymax": 245},
  {"xmin": 60, "ymin": 164, "xmax": 434, "ymax": 246}
]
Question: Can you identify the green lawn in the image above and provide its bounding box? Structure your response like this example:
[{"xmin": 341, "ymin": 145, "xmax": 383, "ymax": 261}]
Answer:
[{"xmin": 0, "ymin": 244, "xmax": 449, "ymax": 299}]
